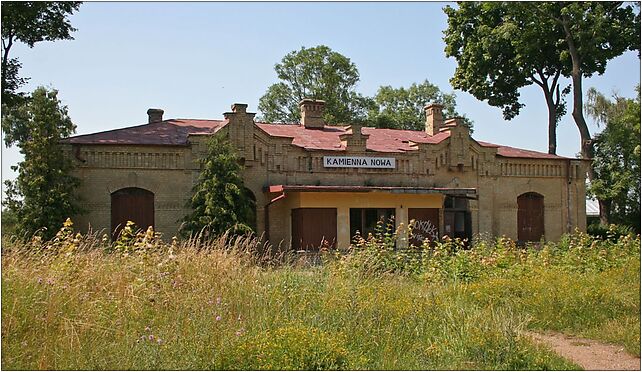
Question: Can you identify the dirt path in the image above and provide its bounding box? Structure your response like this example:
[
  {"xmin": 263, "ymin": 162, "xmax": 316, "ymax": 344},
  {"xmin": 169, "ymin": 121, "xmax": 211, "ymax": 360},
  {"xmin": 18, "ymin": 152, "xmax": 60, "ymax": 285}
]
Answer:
[{"xmin": 525, "ymin": 331, "xmax": 640, "ymax": 371}]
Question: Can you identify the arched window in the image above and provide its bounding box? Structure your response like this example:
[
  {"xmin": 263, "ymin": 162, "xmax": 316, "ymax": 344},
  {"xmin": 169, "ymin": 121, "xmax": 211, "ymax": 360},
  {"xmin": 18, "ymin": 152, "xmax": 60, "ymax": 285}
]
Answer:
[
  {"xmin": 111, "ymin": 187, "xmax": 154, "ymax": 239},
  {"xmin": 517, "ymin": 192, "xmax": 544, "ymax": 242}
]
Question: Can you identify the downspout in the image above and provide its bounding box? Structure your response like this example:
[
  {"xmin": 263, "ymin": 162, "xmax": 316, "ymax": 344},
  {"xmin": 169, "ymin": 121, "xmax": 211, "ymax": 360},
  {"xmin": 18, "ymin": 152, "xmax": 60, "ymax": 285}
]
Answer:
[{"xmin": 264, "ymin": 192, "xmax": 286, "ymax": 242}]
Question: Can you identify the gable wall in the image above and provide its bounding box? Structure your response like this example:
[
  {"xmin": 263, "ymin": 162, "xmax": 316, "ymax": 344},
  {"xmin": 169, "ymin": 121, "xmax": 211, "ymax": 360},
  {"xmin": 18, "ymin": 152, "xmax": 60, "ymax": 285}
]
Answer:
[{"xmin": 67, "ymin": 144, "xmax": 197, "ymax": 237}]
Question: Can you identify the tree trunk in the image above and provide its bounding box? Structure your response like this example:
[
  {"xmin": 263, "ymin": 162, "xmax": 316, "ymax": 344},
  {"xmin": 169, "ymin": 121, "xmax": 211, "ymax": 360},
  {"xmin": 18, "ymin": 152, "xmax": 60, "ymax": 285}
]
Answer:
[
  {"xmin": 598, "ymin": 199, "xmax": 611, "ymax": 225},
  {"xmin": 547, "ymin": 111, "xmax": 557, "ymax": 154},
  {"xmin": 544, "ymin": 90, "xmax": 558, "ymax": 155},
  {"xmin": 561, "ymin": 18, "xmax": 594, "ymax": 169},
  {"xmin": 561, "ymin": 15, "xmax": 608, "ymax": 231},
  {"xmin": 534, "ymin": 70, "xmax": 559, "ymax": 155},
  {"xmin": 570, "ymin": 72, "xmax": 593, "ymax": 162},
  {"xmin": 1, "ymin": 35, "xmax": 13, "ymax": 95}
]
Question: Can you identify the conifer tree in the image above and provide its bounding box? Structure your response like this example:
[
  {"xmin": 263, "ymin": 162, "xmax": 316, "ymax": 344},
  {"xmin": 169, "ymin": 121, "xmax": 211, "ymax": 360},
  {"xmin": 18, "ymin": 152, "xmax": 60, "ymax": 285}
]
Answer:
[{"xmin": 181, "ymin": 132, "xmax": 256, "ymax": 238}]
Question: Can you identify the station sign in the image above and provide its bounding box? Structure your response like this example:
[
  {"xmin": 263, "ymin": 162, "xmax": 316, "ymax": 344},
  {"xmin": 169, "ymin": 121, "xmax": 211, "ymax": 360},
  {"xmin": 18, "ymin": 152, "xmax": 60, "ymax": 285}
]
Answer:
[{"xmin": 323, "ymin": 156, "xmax": 396, "ymax": 169}]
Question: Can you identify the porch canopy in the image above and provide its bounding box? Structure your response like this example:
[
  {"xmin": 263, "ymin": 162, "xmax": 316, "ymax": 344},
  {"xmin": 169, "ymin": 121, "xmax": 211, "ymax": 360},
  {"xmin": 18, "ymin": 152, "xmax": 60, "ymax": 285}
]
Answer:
[
  {"xmin": 267, "ymin": 185, "xmax": 477, "ymax": 198},
  {"xmin": 265, "ymin": 184, "xmax": 477, "ymax": 250}
]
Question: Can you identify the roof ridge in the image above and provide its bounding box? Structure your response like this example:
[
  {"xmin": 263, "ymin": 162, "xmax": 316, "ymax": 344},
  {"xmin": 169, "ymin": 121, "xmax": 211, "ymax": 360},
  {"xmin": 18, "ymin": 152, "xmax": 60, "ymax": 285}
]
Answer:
[
  {"xmin": 64, "ymin": 121, "xmax": 162, "ymax": 140},
  {"xmin": 173, "ymin": 118, "xmax": 227, "ymax": 122},
  {"xmin": 255, "ymin": 121, "xmax": 301, "ymax": 126},
  {"xmin": 65, "ymin": 118, "xmax": 229, "ymax": 141},
  {"xmin": 62, "ymin": 118, "xmax": 228, "ymax": 146}
]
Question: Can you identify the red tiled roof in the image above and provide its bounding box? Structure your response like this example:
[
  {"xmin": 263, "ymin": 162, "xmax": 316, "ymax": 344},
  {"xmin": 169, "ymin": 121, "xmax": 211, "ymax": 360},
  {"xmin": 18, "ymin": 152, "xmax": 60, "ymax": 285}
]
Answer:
[
  {"xmin": 63, "ymin": 119, "xmax": 228, "ymax": 146},
  {"xmin": 256, "ymin": 123, "xmax": 451, "ymax": 153},
  {"xmin": 362, "ymin": 127, "xmax": 451, "ymax": 153},
  {"xmin": 64, "ymin": 117, "xmax": 569, "ymax": 160},
  {"xmin": 477, "ymin": 141, "xmax": 568, "ymax": 159},
  {"xmin": 256, "ymin": 123, "xmax": 348, "ymax": 151}
]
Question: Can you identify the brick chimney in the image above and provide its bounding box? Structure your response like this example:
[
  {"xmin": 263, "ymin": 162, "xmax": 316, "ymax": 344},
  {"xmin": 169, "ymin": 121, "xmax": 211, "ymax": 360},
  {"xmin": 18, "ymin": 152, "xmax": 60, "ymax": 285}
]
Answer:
[
  {"xmin": 299, "ymin": 99, "xmax": 325, "ymax": 129},
  {"xmin": 424, "ymin": 103, "xmax": 443, "ymax": 135},
  {"xmin": 443, "ymin": 117, "xmax": 464, "ymax": 128},
  {"xmin": 147, "ymin": 108, "xmax": 164, "ymax": 123},
  {"xmin": 231, "ymin": 103, "xmax": 248, "ymax": 114}
]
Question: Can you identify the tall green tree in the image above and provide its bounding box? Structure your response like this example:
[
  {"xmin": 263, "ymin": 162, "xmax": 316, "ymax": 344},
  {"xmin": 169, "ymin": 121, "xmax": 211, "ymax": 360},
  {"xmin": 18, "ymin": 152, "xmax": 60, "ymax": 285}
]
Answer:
[
  {"xmin": 585, "ymin": 86, "xmax": 640, "ymax": 230},
  {"xmin": 2, "ymin": 87, "xmax": 80, "ymax": 240},
  {"xmin": 258, "ymin": 45, "xmax": 374, "ymax": 125},
  {"xmin": 1, "ymin": 2, "xmax": 82, "ymax": 109},
  {"xmin": 528, "ymin": 2, "xmax": 640, "ymax": 162},
  {"xmin": 368, "ymin": 80, "xmax": 472, "ymax": 131},
  {"xmin": 444, "ymin": 2, "xmax": 568, "ymax": 154},
  {"xmin": 181, "ymin": 132, "xmax": 256, "ymax": 238},
  {"xmin": 444, "ymin": 2, "xmax": 639, "ymax": 158}
]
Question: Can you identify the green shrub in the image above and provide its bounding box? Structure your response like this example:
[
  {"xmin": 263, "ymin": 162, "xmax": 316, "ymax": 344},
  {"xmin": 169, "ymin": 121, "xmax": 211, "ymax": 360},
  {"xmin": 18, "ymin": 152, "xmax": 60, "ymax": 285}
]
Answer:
[
  {"xmin": 335, "ymin": 224, "xmax": 639, "ymax": 282},
  {"xmin": 587, "ymin": 223, "xmax": 635, "ymax": 241}
]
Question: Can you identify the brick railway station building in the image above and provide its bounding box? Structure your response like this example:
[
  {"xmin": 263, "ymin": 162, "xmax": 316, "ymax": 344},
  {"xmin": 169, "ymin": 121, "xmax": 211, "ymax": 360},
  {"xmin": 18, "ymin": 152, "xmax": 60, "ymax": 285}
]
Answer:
[{"xmin": 63, "ymin": 100, "xmax": 588, "ymax": 249}]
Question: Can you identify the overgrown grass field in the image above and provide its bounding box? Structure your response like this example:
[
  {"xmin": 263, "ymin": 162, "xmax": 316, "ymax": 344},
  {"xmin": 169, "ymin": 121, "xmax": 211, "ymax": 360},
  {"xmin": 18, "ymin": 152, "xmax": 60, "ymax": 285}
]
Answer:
[{"xmin": 2, "ymin": 221, "xmax": 639, "ymax": 370}]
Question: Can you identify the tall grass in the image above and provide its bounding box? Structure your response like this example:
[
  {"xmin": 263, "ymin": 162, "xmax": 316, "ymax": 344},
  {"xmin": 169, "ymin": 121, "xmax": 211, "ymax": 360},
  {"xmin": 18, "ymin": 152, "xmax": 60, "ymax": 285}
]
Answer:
[{"xmin": 1, "ymin": 220, "xmax": 639, "ymax": 370}]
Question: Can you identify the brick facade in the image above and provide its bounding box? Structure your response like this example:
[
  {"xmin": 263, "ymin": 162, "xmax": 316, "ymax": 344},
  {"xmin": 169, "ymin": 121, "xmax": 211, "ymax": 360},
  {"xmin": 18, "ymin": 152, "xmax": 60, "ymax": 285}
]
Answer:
[{"xmin": 64, "ymin": 101, "xmax": 588, "ymax": 246}]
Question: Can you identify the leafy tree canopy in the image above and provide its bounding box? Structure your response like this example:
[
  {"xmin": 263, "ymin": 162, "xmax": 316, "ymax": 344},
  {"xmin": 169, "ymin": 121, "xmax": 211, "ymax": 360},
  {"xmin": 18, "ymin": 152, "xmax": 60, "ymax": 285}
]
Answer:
[
  {"xmin": 531, "ymin": 2, "xmax": 640, "ymax": 78},
  {"xmin": 368, "ymin": 80, "xmax": 472, "ymax": 132},
  {"xmin": 1, "ymin": 1, "xmax": 81, "ymax": 108},
  {"xmin": 2, "ymin": 87, "xmax": 81, "ymax": 240},
  {"xmin": 259, "ymin": 46, "xmax": 471, "ymax": 132},
  {"xmin": 443, "ymin": 2, "xmax": 639, "ymax": 156},
  {"xmin": 444, "ymin": 2, "xmax": 570, "ymax": 154},
  {"xmin": 445, "ymin": 2, "xmax": 557, "ymax": 118},
  {"xmin": 526, "ymin": 1, "xmax": 639, "ymax": 160},
  {"xmin": 258, "ymin": 45, "xmax": 374, "ymax": 125},
  {"xmin": 181, "ymin": 132, "xmax": 256, "ymax": 238},
  {"xmin": 585, "ymin": 86, "xmax": 641, "ymax": 230}
]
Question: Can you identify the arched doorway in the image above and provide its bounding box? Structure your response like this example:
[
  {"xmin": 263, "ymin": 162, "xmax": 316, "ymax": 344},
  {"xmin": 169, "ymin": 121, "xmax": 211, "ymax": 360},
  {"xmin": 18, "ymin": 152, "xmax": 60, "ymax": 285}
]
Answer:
[
  {"xmin": 517, "ymin": 192, "xmax": 544, "ymax": 242},
  {"xmin": 111, "ymin": 187, "xmax": 154, "ymax": 239}
]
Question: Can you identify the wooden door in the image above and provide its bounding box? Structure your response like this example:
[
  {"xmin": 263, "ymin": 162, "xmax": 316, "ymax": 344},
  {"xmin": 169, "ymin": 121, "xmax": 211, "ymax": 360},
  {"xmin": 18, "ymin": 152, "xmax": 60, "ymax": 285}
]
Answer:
[
  {"xmin": 111, "ymin": 187, "xmax": 155, "ymax": 239},
  {"xmin": 408, "ymin": 208, "xmax": 440, "ymax": 246},
  {"xmin": 517, "ymin": 192, "xmax": 544, "ymax": 242},
  {"xmin": 291, "ymin": 208, "xmax": 337, "ymax": 251}
]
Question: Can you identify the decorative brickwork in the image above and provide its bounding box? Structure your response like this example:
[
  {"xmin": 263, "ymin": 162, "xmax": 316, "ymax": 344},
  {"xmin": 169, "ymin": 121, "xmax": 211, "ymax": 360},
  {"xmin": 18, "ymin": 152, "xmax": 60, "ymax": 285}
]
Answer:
[{"xmin": 65, "ymin": 102, "xmax": 588, "ymax": 246}]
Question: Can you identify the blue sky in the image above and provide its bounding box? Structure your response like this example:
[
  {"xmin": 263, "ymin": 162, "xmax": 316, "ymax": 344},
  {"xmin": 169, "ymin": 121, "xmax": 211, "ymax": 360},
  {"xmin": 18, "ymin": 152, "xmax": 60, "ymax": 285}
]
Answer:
[{"xmin": 2, "ymin": 2, "xmax": 640, "ymax": 193}]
